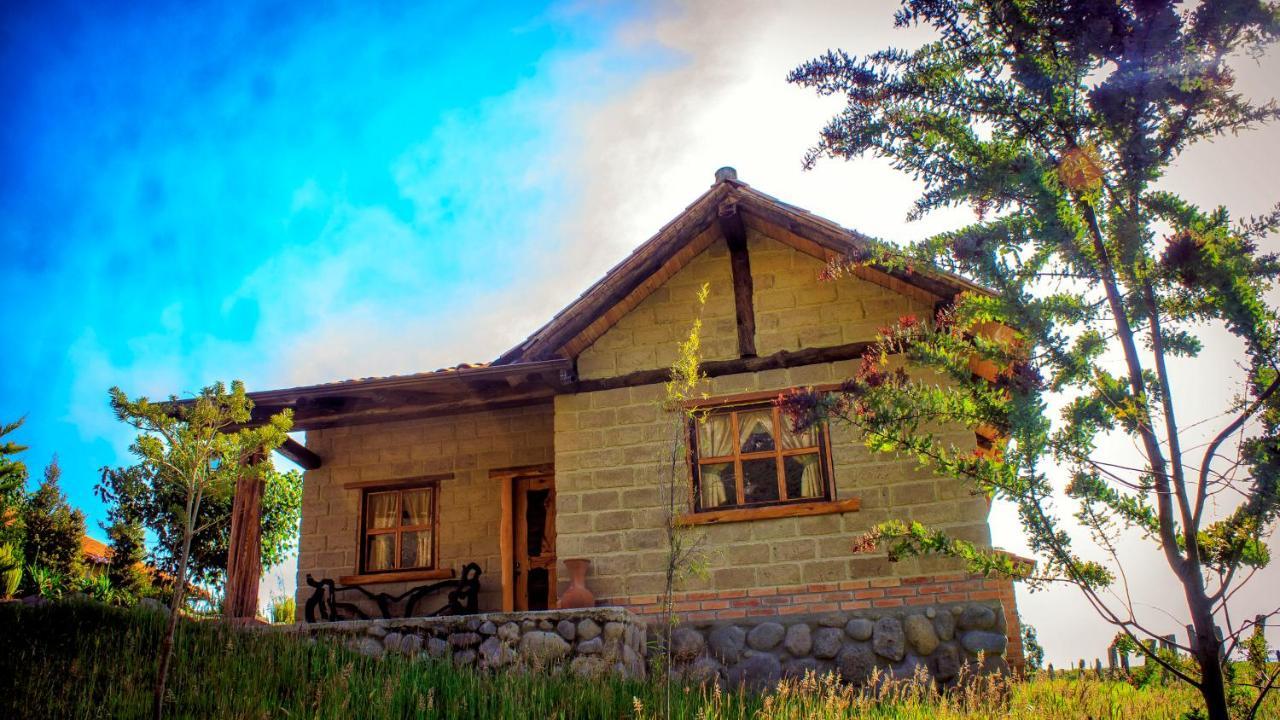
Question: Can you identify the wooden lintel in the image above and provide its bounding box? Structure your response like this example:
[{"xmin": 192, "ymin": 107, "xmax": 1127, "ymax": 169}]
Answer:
[
  {"xmin": 342, "ymin": 473, "xmax": 455, "ymax": 490},
  {"xmin": 719, "ymin": 201, "xmax": 757, "ymax": 358},
  {"xmin": 488, "ymin": 463, "xmax": 555, "ymax": 480},
  {"xmin": 277, "ymin": 437, "xmax": 322, "ymax": 470},
  {"xmin": 573, "ymin": 341, "xmax": 876, "ymax": 394}
]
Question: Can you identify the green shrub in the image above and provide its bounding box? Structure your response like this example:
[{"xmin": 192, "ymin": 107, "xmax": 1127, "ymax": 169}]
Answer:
[
  {"xmin": 269, "ymin": 595, "xmax": 295, "ymax": 624},
  {"xmin": 0, "ymin": 544, "xmax": 21, "ymax": 598},
  {"xmin": 27, "ymin": 565, "xmax": 67, "ymax": 600}
]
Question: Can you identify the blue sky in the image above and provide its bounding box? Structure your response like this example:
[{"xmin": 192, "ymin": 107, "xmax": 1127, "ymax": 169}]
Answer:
[
  {"xmin": 1, "ymin": 0, "xmax": 665, "ymax": 533},
  {"xmin": 3, "ymin": 0, "xmax": 1278, "ymax": 662}
]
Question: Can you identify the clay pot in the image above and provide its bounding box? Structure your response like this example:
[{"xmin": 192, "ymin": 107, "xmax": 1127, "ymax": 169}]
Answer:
[{"xmin": 558, "ymin": 558, "xmax": 595, "ymax": 609}]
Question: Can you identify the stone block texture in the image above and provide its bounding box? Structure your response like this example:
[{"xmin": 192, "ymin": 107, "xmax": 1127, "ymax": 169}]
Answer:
[
  {"xmin": 295, "ymin": 404, "xmax": 554, "ymax": 614},
  {"xmin": 664, "ymin": 602, "xmax": 1012, "ymax": 689},
  {"xmin": 554, "ymin": 370, "xmax": 991, "ymax": 604},
  {"xmin": 275, "ymin": 607, "xmax": 646, "ymax": 679}
]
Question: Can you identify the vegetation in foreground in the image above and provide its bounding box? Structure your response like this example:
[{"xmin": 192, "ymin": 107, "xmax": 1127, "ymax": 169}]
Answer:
[{"xmin": 6, "ymin": 601, "xmax": 1269, "ymax": 720}]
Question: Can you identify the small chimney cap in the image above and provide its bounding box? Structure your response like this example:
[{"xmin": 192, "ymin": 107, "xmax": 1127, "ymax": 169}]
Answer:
[{"xmin": 714, "ymin": 166, "xmax": 738, "ymax": 183}]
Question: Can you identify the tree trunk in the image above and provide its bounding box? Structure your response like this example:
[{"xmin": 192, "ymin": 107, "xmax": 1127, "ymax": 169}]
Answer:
[
  {"xmin": 224, "ymin": 472, "xmax": 263, "ymax": 620},
  {"xmin": 1185, "ymin": 580, "xmax": 1229, "ymax": 720},
  {"xmin": 153, "ymin": 528, "xmax": 192, "ymax": 720}
]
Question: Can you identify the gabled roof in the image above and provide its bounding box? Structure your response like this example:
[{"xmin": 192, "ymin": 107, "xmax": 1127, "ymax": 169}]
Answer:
[
  {"xmin": 242, "ymin": 168, "xmax": 989, "ymax": 440},
  {"xmin": 494, "ymin": 168, "xmax": 989, "ymax": 365}
]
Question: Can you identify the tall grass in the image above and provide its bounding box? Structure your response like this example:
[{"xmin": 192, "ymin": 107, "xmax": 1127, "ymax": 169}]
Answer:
[{"xmin": 1, "ymin": 602, "xmax": 1268, "ymax": 719}]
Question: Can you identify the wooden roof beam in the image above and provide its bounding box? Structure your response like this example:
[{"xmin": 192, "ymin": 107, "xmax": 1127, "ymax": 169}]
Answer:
[
  {"xmin": 277, "ymin": 437, "xmax": 322, "ymax": 470},
  {"xmin": 719, "ymin": 200, "xmax": 757, "ymax": 358}
]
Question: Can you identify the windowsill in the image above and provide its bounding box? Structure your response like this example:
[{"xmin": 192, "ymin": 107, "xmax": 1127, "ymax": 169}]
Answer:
[
  {"xmin": 678, "ymin": 497, "xmax": 861, "ymax": 526},
  {"xmin": 337, "ymin": 568, "xmax": 455, "ymax": 585}
]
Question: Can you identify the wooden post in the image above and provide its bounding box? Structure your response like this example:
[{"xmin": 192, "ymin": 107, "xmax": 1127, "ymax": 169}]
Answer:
[
  {"xmin": 224, "ymin": 461, "xmax": 265, "ymax": 620},
  {"xmin": 1047, "ymin": 663, "xmax": 1054, "ymax": 679}
]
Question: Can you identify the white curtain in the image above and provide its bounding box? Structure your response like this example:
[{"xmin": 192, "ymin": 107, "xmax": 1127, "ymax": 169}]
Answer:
[
  {"xmin": 366, "ymin": 534, "xmax": 394, "ymax": 571},
  {"xmin": 367, "ymin": 492, "xmax": 397, "ymax": 529},
  {"xmin": 737, "ymin": 410, "xmax": 775, "ymax": 453},
  {"xmin": 400, "ymin": 530, "xmax": 432, "ymax": 568},
  {"xmin": 700, "ymin": 463, "xmax": 731, "ymax": 508},
  {"xmin": 793, "ymin": 454, "xmax": 822, "ymax": 498},
  {"xmin": 698, "ymin": 414, "xmax": 733, "ymax": 457},
  {"xmin": 402, "ymin": 488, "xmax": 432, "ymax": 526}
]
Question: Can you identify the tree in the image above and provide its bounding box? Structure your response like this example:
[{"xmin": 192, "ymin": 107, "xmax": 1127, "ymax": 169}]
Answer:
[
  {"xmin": 21, "ymin": 458, "xmax": 85, "ymax": 585},
  {"xmin": 786, "ymin": 3, "xmax": 1280, "ymax": 718},
  {"xmin": 109, "ymin": 380, "xmax": 292, "ymax": 720},
  {"xmin": 96, "ymin": 458, "xmax": 302, "ymax": 588},
  {"xmin": 0, "ymin": 419, "xmax": 28, "ymax": 548},
  {"xmin": 103, "ymin": 517, "xmax": 148, "ymax": 599},
  {"xmin": 0, "ymin": 419, "xmax": 28, "ymax": 595}
]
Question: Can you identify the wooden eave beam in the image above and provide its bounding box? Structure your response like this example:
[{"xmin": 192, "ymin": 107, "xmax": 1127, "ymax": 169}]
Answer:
[
  {"xmin": 719, "ymin": 200, "xmax": 757, "ymax": 358},
  {"xmin": 572, "ymin": 340, "xmax": 877, "ymax": 394},
  {"xmin": 277, "ymin": 437, "xmax": 322, "ymax": 470}
]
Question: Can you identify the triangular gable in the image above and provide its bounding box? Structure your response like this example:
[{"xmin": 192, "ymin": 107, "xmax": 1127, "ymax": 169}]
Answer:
[{"xmin": 495, "ymin": 169, "xmax": 988, "ymax": 366}]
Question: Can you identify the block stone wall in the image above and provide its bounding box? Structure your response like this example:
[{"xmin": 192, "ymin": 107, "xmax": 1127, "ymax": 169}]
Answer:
[
  {"xmin": 553, "ymin": 362, "xmax": 992, "ymax": 610},
  {"xmin": 296, "ymin": 404, "xmax": 554, "ymax": 615}
]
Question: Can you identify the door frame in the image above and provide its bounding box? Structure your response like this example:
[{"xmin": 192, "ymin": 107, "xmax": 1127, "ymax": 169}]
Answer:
[{"xmin": 491, "ymin": 463, "xmax": 554, "ymax": 612}]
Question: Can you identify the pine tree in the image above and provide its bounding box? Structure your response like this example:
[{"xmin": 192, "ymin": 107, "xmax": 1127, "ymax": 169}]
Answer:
[{"xmin": 21, "ymin": 458, "xmax": 86, "ymax": 584}]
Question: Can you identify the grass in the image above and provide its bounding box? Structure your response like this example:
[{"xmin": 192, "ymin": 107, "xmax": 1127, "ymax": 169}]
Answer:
[{"xmin": 1, "ymin": 601, "xmax": 1271, "ymax": 719}]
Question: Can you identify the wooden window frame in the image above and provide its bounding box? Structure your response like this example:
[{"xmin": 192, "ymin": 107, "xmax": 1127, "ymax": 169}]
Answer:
[
  {"xmin": 687, "ymin": 396, "xmax": 836, "ymax": 514},
  {"xmin": 356, "ymin": 480, "xmax": 440, "ymax": 576}
]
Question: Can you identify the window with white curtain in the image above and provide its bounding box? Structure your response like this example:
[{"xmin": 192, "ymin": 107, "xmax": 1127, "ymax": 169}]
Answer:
[
  {"xmin": 360, "ymin": 484, "xmax": 436, "ymax": 573},
  {"xmin": 690, "ymin": 399, "xmax": 832, "ymax": 512}
]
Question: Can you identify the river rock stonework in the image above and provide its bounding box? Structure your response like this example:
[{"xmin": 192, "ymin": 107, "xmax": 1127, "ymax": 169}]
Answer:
[
  {"xmin": 668, "ymin": 602, "xmax": 1009, "ymax": 688},
  {"xmin": 273, "ymin": 607, "xmax": 646, "ymax": 679}
]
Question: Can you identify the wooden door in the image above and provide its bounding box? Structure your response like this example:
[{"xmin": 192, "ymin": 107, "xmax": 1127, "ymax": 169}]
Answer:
[{"xmin": 513, "ymin": 474, "xmax": 556, "ymax": 611}]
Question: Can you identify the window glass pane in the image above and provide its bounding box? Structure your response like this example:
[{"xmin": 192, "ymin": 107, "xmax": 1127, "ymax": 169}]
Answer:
[
  {"xmin": 400, "ymin": 530, "xmax": 432, "ymax": 569},
  {"xmin": 699, "ymin": 462, "xmax": 736, "ymax": 509},
  {"xmin": 742, "ymin": 458, "xmax": 780, "ymax": 504},
  {"xmin": 784, "ymin": 453, "xmax": 824, "ymax": 499},
  {"xmin": 366, "ymin": 492, "xmax": 398, "ymax": 530},
  {"xmin": 781, "ymin": 419, "xmax": 818, "ymax": 450},
  {"xmin": 365, "ymin": 534, "xmax": 395, "ymax": 571},
  {"xmin": 738, "ymin": 410, "xmax": 776, "ymax": 453},
  {"xmin": 697, "ymin": 414, "xmax": 734, "ymax": 458},
  {"xmin": 403, "ymin": 488, "xmax": 432, "ymax": 526}
]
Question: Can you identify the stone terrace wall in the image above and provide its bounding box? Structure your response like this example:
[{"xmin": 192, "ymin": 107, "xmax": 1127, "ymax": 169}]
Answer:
[
  {"xmin": 277, "ymin": 608, "xmax": 647, "ymax": 680},
  {"xmin": 667, "ymin": 601, "xmax": 1011, "ymax": 690}
]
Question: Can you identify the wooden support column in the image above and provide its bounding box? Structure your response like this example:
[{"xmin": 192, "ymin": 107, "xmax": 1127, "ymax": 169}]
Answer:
[
  {"xmin": 224, "ymin": 459, "xmax": 264, "ymax": 620},
  {"xmin": 719, "ymin": 200, "xmax": 757, "ymax": 357}
]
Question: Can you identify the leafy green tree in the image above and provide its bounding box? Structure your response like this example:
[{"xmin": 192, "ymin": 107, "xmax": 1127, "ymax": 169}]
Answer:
[
  {"xmin": 21, "ymin": 458, "xmax": 85, "ymax": 587},
  {"xmin": 97, "ymin": 461, "xmax": 301, "ymax": 588},
  {"xmin": 108, "ymin": 380, "xmax": 293, "ymax": 720},
  {"xmin": 787, "ymin": 3, "xmax": 1280, "ymax": 718}
]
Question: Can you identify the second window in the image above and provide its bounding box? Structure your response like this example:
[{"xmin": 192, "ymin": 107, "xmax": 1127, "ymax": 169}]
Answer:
[{"xmin": 691, "ymin": 400, "xmax": 832, "ymax": 511}]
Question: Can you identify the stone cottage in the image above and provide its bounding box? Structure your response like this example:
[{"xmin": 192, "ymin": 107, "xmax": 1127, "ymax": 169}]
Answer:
[{"xmin": 223, "ymin": 168, "xmax": 1026, "ymax": 680}]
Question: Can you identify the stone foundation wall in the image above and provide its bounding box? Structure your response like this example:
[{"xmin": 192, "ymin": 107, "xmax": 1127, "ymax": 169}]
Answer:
[
  {"xmin": 664, "ymin": 601, "xmax": 1010, "ymax": 690},
  {"xmin": 598, "ymin": 571, "xmax": 1025, "ymax": 671},
  {"xmin": 276, "ymin": 608, "xmax": 646, "ymax": 680}
]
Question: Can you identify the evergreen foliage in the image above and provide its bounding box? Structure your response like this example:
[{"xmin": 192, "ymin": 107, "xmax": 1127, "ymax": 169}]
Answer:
[
  {"xmin": 787, "ymin": 3, "xmax": 1280, "ymax": 718},
  {"xmin": 21, "ymin": 458, "xmax": 86, "ymax": 585},
  {"xmin": 0, "ymin": 419, "xmax": 28, "ymax": 548}
]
